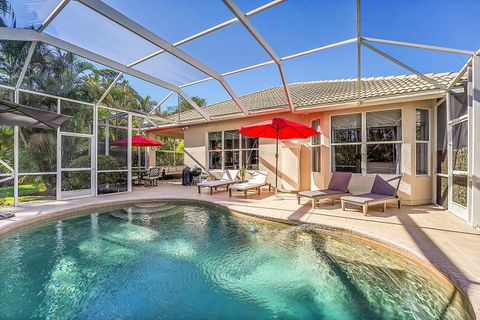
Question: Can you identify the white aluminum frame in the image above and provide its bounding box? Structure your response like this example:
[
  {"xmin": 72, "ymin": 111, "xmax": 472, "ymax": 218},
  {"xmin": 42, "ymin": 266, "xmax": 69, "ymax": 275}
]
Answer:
[
  {"xmin": 1, "ymin": 0, "xmax": 479, "ymax": 209},
  {"xmin": 223, "ymin": 0, "xmax": 293, "ymax": 112},
  {"xmin": 470, "ymin": 54, "xmax": 480, "ymax": 227}
]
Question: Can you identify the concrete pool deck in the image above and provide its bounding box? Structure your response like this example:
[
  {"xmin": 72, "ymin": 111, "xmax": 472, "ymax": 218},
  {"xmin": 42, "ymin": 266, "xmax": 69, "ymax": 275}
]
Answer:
[{"xmin": 1, "ymin": 183, "xmax": 480, "ymax": 317}]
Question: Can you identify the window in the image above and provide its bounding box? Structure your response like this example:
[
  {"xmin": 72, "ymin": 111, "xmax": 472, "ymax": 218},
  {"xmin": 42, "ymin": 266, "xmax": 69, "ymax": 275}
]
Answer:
[
  {"xmin": 242, "ymin": 134, "xmax": 259, "ymax": 169},
  {"xmin": 415, "ymin": 109, "xmax": 429, "ymax": 175},
  {"xmin": 331, "ymin": 114, "xmax": 362, "ymax": 173},
  {"xmin": 331, "ymin": 109, "xmax": 402, "ymax": 174},
  {"xmin": 208, "ymin": 132, "xmax": 222, "ymax": 170},
  {"xmin": 207, "ymin": 130, "xmax": 259, "ymax": 170},
  {"xmin": 224, "ymin": 130, "xmax": 239, "ymax": 169},
  {"xmin": 366, "ymin": 109, "xmax": 402, "ymax": 174},
  {"xmin": 311, "ymin": 119, "xmax": 321, "ymax": 172}
]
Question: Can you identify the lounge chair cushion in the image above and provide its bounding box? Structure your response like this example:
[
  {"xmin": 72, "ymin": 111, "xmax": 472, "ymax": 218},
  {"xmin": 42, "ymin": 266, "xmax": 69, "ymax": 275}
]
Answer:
[
  {"xmin": 230, "ymin": 171, "xmax": 268, "ymax": 191},
  {"xmin": 298, "ymin": 189, "xmax": 346, "ymax": 198},
  {"xmin": 222, "ymin": 169, "xmax": 239, "ymax": 181},
  {"xmin": 248, "ymin": 171, "xmax": 268, "ymax": 184},
  {"xmin": 327, "ymin": 172, "xmax": 352, "ymax": 192},
  {"xmin": 197, "ymin": 180, "xmax": 235, "ymax": 188},
  {"xmin": 198, "ymin": 169, "xmax": 239, "ymax": 188},
  {"xmin": 371, "ymin": 175, "xmax": 397, "ymax": 196},
  {"xmin": 341, "ymin": 193, "xmax": 392, "ymax": 204}
]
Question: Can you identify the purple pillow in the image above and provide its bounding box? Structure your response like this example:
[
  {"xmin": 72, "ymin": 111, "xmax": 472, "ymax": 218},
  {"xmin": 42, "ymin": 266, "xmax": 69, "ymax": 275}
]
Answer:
[
  {"xmin": 371, "ymin": 175, "xmax": 397, "ymax": 196},
  {"xmin": 327, "ymin": 172, "xmax": 352, "ymax": 192}
]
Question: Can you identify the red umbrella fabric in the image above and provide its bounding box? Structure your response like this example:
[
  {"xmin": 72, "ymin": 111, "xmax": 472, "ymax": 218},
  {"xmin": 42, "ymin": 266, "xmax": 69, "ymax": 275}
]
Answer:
[
  {"xmin": 111, "ymin": 135, "xmax": 163, "ymax": 147},
  {"xmin": 239, "ymin": 117, "xmax": 320, "ymax": 140},
  {"xmin": 239, "ymin": 117, "xmax": 320, "ymax": 196}
]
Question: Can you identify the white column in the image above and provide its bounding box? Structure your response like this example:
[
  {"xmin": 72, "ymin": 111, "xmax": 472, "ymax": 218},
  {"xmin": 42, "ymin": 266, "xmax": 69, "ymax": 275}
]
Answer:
[
  {"xmin": 105, "ymin": 119, "xmax": 109, "ymax": 156},
  {"xmin": 56, "ymin": 98, "xmax": 61, "ymax": 200},
  {"xmin": 92, "ymin": 103, "xmax": 98, "ymax": 196},
  {"xmin": 13, "ymin": 91, "xmax": 19, "ymax": 206},
  {"xmin": 470, "ymin": 55, "xmax": 480, "ymax": 228},
  {"xmin": 127, "ymin": 114, "xmax": 132, "ymax": 192}
]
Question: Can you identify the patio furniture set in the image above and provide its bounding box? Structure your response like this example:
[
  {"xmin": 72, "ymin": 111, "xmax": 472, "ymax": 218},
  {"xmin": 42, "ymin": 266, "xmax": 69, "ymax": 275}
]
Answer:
[
  {"xmin": 197, "ymin": 170, "xmax": 271, "ymax": 198},
  {"xmin": 297, "ymin": 172, "xmax": 402, "ymax": 215},
  {"xmin": 197, "ymin": 169, "xmax": 401, "ymax": 215}
]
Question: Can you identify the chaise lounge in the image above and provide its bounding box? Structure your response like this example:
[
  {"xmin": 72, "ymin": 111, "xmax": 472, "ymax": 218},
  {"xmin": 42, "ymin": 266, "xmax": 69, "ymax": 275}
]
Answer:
[
  {"xmin": 341, "ymin": 175, "xmax": 402, "ymax": 215},
  {"xmin": 297, "ymin": 172, "xmax": 352, "ymax": 209},
  {"xmin": 228, "ymin": 171, "xmax": 271, "ymax": 198},
  {"xmin": 197, "ymin": 170, "xmax": 239, "ymax": 194}
]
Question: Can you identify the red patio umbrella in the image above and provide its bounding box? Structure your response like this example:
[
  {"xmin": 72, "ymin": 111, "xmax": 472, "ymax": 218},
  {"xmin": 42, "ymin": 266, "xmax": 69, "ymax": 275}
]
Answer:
[
  {"xmin": 111, "ymin": 135, "xmax": 163, "ymax": 147},
  {"xmin": 239, "ymin": 117, "xmax": 320, "ymax": 196},
  {"xmin": 111, "ymin": 136, "xmax": 164, "ymax": 175}
]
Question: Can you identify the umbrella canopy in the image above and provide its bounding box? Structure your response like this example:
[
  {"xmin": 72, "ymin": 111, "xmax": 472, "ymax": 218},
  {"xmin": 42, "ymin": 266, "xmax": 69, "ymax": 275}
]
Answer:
[
  {"xmin": 239, "ymin": 117, "xmax": 320, "ymax": 196},
  {"xmin": 0, "ymin": 99, "xmax": 71, "ymax": 129},
  {"xmin": 111, "ymin": 135, "xmax": 164, "ymax": 147},
  {"xmin": 239, "ymin": 117, "xmax": 320, "ymax": 140}
]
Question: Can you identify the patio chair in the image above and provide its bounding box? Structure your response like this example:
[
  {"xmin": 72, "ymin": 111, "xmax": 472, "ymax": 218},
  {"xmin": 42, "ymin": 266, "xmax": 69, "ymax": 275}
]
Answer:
[
  {"xmin": 341, "ymin": 175, "xmax": 402, "ymax": 215},
  {"xmin": 145, "ymin": 167, "xmax": 161, "ymax": 187},
  {"xmin": 297, "ymin": 172, "xmax": 352, "ymax": 209},
  {"xmin": 228, "ymin": 171, "xmax": 271, "ymax": 199},
  {"xmin": 197, "ymin": 169, "xmax": 239, "ymax": 194}
]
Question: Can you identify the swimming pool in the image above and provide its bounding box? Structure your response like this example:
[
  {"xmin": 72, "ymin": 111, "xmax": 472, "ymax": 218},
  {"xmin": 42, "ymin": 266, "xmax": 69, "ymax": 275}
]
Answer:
[{"xmin": 0, "ymin": 201, "xmax": 474, "ymax": 319}]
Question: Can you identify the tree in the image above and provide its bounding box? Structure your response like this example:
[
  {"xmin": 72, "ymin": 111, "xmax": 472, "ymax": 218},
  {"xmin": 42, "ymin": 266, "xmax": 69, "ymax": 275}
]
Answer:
[
  {"xmin": 0, "ymin": 0, "xmax": 15, "ymax": 28},
  {"xmin": 158, "ymin": 95, "xmax": 208, "ymax": 117}
]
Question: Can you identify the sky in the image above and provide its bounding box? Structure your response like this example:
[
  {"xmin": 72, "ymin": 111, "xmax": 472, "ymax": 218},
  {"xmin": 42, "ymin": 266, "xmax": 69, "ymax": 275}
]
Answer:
[{"xmin": 10, "ymin": 0, "xmax": 480, "ymax": 107}]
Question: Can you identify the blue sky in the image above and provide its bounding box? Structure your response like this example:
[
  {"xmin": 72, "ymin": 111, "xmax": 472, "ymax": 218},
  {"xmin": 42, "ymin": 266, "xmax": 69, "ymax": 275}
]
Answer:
[{"xmin": 10, "ymin": 0, "xmax": 480, "ymax": 107}]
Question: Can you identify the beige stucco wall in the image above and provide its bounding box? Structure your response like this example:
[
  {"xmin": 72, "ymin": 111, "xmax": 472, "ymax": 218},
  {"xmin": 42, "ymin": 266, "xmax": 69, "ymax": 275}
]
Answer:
[
  {"xmin": 157, "ymin": 99, "xmax": 436, "ymax": 205},
  {"xmin": 181, "ymin": 112, "xmax": 310, "ymax": 189}
]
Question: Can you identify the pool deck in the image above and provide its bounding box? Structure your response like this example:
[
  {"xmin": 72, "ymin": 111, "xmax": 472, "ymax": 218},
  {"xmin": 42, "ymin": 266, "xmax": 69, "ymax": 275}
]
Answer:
[{"xmin": 1, "ymin": 183, "xmax": 480, "ymax": 317}]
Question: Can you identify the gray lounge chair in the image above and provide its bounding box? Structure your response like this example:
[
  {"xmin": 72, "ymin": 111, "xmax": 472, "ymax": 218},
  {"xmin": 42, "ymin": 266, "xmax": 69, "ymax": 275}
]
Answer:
[
  {"xmin": 341, "ymin": 175, "xmax": 402, "ymax": 215},
  {"xmin": 197, "ymin": 170, "xmax": 239, "ymax": 194},
  {"xmin": 297, "ymin": 172, "xmax": 352, "ymax": 209},
  {"xmin": 228, "ymin": 171, "xmax": 271, "ymax": 198}
]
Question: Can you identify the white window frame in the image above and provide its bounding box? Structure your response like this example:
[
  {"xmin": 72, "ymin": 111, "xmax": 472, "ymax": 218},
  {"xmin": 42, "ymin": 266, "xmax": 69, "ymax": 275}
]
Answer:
[
  {"xmin": 207, "ymin": 130, "xmax": 259, "ymax": 170},
  {"xmin": 415, "ymin": 108, "xmax": 431, "ymax": 176},
  {"xmin": 311, "ymin": 118, "xmax": 322, "ymax": 173},
  {"xmin": 329, "ymin": 108, "xmax": 404, "ymax": 175},
  {"xmin": 330, "ymin": 112, "xmax": 363, "ymax": 174}
]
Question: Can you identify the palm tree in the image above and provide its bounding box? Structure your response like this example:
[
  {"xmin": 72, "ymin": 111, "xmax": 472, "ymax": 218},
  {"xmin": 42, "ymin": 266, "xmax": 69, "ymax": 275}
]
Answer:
[
  {"xmin": 23, "ymin": 44, "xmax": 95, "ymax": 101},
  {"xmin": 0, "ymin": 0, "xmax": 15, "ymax": 27}
]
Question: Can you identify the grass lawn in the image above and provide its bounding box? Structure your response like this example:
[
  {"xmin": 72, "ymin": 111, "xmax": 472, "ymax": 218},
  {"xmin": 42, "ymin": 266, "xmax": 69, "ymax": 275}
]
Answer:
[{"xmin": 0, "ymin": 184, "xmax": 47, "ymax": 206}]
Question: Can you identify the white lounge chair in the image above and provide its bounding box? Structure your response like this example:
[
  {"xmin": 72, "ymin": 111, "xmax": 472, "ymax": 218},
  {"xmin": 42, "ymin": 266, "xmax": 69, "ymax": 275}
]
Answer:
[
  {"xmin": 228, "ymin": 171, "xmax": 271, "ymax": 198},
  {"xmin": 197, "ymin": 169, "xmax": 239, "ymax": 194}
]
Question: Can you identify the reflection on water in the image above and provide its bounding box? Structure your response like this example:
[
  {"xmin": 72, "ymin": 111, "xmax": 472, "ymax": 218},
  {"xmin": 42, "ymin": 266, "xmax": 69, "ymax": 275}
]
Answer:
[{"xmin": 0, "ymin": 202, "xmax": 474, "ymax": 320}]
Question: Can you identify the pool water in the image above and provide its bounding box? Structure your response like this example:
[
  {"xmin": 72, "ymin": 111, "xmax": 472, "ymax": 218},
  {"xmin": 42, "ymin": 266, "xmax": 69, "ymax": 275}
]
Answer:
[{"xmin": 0, "ymin": 202, "xmax": 474, "ymax": 319}]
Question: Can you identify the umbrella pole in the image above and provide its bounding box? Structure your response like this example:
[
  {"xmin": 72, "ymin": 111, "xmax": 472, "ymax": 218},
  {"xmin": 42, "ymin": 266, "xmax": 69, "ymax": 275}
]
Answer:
[
  {"xmin": 275, "ymin": 129, "xmax": 279, "ymax": 197},
  {"xmin": 138, "ymin": 146, "xmax": 141, "ymax": 180}
]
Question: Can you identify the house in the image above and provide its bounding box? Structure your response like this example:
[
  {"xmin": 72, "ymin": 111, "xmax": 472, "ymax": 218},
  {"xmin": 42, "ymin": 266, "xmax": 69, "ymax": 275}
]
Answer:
[{"xmin": 148, "ymin": 71, "xmax": 479, "ymax": 226}]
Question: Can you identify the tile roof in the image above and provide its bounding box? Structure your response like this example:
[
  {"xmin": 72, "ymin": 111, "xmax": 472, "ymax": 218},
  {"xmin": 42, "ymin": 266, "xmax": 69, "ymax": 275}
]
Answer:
[{"xmin": 165, "ymin": 72, "xmax": 457, "ymax": 125}]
